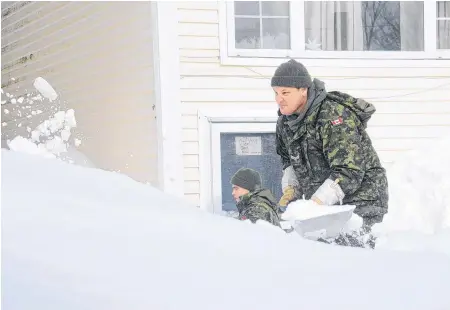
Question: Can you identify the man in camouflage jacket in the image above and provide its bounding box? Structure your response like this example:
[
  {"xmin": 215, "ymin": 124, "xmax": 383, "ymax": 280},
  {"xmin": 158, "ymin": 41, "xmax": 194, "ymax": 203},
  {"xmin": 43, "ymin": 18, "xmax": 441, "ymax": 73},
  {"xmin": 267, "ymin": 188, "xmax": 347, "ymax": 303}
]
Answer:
[
  {"xmin": 231, "ymin": 168, "xmax": 281, "ymax": 228},
  {"xmin": 272, "ymin": 59, "xmax": 389, "ymax": 228}
]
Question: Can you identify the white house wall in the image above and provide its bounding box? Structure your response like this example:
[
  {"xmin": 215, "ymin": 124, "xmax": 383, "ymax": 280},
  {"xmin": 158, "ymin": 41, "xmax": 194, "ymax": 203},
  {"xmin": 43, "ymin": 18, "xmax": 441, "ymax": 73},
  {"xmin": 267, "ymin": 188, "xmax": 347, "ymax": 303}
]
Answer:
[
  {"xmin": 1, "ymin": 1, "xmax": 158, "ymax": 184},
  {"xmin": 176, "ymin": 1, "xmax": 450, "ymax": 207}
]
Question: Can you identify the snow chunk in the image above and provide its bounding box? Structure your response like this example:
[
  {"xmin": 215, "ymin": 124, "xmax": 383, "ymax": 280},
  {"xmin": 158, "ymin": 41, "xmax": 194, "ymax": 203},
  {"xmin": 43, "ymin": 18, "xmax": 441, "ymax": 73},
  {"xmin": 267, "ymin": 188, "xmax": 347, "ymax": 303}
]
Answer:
[{"xmin": 33, "ymin": 77, "xmax": 58, "ymax": 101}]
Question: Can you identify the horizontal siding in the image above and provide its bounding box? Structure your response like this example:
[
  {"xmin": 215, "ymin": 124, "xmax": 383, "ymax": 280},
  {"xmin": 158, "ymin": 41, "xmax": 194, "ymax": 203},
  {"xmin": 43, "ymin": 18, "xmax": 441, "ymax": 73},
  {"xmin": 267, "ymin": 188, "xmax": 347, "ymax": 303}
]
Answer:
[
  {"xmin": 1, "ymin": 2, "xmax": 158, "ymax": 185},
  {"xmin": 176, "ymin": 1, "xmax": 450, "ymax": 207}
]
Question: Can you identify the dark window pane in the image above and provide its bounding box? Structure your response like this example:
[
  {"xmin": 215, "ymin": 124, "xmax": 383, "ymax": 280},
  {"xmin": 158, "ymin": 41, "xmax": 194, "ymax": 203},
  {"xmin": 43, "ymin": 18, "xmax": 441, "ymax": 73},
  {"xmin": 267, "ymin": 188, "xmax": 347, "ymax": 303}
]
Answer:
[
  {"xmin": 234, "ymin": 1, "xmax": 259, "ymax": 16},
  {"xmin": 261, "ymin": 1, "xmax": 290, "ymax": 16},
  {"xmin": 220, "ymin": 133, "xmax": 283, "ymax": 213},
  {"xmin": 235, "ymin": 18, "xmax": 261, "ymax": 49},
  {"xmin": 262, "ymin": 18, "xmax": 290, "ymax": 48},
  {"xmin": 304, "ymin": 1, "xmax": 424, "ymax": 51},
  {"xmin": 437, "ymin": 20, "xmax": 450, "ymax": 49}
]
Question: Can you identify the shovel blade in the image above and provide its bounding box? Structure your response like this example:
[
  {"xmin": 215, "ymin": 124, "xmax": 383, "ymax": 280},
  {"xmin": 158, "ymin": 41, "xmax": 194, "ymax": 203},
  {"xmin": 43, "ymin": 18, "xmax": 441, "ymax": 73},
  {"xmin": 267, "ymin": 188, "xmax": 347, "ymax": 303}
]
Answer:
[{"xmin": 292, "ymin": 206, "xmax": 355, "ymax": 238}]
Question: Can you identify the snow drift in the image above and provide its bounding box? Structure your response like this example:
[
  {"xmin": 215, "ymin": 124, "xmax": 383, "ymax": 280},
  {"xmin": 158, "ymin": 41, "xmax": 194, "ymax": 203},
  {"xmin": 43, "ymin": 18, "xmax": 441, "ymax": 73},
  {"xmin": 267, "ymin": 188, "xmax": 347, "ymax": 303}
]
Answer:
[
  {"xmin": 373, "ymin": 137, "xmax": 450, "ymax": 255},
  {"xmin": 2, "ymin": 149, "xmax": 450, "ymax": 310}
]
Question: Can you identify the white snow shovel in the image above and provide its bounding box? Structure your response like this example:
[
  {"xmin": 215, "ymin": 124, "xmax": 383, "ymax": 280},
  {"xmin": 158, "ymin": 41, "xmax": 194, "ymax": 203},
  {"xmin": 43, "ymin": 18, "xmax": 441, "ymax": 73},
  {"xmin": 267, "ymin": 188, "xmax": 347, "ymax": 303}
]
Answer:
[{"xmin": 280, "ymin": 200, "xmax": 356, "ymax": 239}]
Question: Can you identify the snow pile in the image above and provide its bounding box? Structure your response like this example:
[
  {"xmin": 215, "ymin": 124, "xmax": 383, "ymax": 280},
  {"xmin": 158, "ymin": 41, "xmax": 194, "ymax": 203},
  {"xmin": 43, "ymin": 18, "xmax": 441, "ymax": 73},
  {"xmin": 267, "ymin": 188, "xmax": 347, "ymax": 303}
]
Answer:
[
  {"xmin": 3, "ymin": 77, "xmax": 94, "ymax": 167},
  {"xmin": 7, "ymin": 136, "xmax": 56, "ymax": 159},
  {"xmin": 9, "ymin": 109, "xmax": 77, "ymax": 157},
  {"xmin": 2, "ymin": 149, "xmax": 450, "ymax": 310},
  {"xmin": 373, "ymin": 137, "xmax": 450, "ymax": 255}
]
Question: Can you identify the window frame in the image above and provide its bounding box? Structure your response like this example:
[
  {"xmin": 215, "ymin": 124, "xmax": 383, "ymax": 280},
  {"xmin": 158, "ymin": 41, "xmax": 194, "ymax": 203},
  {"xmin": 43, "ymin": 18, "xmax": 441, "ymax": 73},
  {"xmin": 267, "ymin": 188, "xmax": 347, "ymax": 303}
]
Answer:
[
  {"xmin": 210, "ymin": 122, "xmax": 278, "ymax": 214},
  {"xmin": 220, "ymin": 0, "xmax": 450, "ymax": 63},
  {"xmin": 436, "ymin": 1, "xmax": 450, "ymax": 49},
  {"xmin": 197, "ymin": 107, "xmax": 278, "ymax": 212}
]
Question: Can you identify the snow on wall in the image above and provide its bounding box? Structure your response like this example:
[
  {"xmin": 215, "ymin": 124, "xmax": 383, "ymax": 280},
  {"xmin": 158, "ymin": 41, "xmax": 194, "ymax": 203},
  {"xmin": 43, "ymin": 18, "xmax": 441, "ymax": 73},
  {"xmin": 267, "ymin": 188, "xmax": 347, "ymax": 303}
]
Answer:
[
  {"xmin": 176, "ymin": 1, "xmax": 450, "ymax": 207},
  {"xmin": 1, "ymin": 1, "xmax": 158, "ymax": 184}
]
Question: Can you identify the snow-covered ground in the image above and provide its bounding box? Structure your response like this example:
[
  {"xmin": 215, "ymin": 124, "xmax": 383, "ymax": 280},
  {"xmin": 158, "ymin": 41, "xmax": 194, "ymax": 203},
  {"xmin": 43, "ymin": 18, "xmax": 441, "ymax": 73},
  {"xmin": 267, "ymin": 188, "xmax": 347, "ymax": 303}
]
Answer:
[
  {"xmin": 2, "ymin": 148, "xmax": 450, "ymax": 310},
  {"xmin": 2, "ymin": 77, "xmax": 450, "ymax": 309}
]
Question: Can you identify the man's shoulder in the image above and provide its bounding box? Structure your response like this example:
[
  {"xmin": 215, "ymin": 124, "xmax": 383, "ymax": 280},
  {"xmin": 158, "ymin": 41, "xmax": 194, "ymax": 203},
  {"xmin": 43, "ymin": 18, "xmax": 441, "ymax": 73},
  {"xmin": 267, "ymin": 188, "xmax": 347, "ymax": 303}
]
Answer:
[
  {"xmin": 316, "ymin": 92, "xmax": 359, "ymax": 123},
  {"xmin": 250, "ymin": 199, "xmax": 277, "ymax": 215}
]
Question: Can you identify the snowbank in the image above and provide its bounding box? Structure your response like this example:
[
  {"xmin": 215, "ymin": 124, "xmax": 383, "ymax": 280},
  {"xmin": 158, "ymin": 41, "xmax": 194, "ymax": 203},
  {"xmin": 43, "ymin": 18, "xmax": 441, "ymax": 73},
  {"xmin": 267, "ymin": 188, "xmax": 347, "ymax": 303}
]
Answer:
[
  {"xmin": 373, "ymin": 137, "xmax": 450, "ymax": 255},
  {"xmin": 2, "ymin": 149, "xmax": 450, "ymax": 310}
]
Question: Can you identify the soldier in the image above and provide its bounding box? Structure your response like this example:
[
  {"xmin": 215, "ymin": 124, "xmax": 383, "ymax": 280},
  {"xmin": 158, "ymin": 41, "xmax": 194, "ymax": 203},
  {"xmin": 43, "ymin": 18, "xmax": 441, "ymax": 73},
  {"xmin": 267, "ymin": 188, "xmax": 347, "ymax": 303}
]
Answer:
[
  {"xmin": 272, "ymin": 59, "xmax": 389, "ymax": 231},
  {"xmin": 231, "ymin": 168, "xmax": 281, "ymax": 228}
]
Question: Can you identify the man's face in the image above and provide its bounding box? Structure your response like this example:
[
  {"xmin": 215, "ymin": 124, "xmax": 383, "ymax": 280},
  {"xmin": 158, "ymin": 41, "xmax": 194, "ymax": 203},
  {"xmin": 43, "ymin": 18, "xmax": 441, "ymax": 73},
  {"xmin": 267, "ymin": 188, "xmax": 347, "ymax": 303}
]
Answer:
[
  {"xmin": 232, "ymin": 185, "xmax": 249, "ymax": 202},
  {"xmin": 273, "ymin": 86, "xmax": 308, "ymax": 116}
]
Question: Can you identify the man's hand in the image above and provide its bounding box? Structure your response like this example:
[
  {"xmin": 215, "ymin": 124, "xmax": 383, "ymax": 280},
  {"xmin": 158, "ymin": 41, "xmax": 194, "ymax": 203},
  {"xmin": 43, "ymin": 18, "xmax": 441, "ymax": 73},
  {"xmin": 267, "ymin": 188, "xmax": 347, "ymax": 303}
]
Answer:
[
  {"xmin": 278, "ymin": 185, "xmax": 296, "ymax": 207},
  {"xmin": 311, "ymin": 178, "xmax": 345, "ymax": 206}
]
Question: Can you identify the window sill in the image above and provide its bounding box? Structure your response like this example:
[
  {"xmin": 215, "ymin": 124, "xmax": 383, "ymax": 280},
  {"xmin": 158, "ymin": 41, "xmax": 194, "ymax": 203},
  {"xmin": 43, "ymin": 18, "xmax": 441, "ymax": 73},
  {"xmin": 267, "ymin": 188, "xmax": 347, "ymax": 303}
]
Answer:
[{"xmin": 220, "ymin": 52, "xmax": 450, "ymax": 68}]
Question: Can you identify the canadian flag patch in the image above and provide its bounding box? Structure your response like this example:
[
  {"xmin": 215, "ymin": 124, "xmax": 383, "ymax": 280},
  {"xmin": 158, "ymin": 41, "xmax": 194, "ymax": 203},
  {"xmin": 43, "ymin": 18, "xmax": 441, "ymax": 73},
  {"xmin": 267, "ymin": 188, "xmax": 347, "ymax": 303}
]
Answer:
[{"xmin": 331, "ymin": 117, "xmax": 343, "ymax": 126}]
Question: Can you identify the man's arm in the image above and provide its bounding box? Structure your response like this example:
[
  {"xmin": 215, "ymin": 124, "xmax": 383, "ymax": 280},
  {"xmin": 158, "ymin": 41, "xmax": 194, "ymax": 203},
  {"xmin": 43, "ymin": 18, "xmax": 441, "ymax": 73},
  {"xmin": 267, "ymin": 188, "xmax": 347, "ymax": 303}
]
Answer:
[
  {"xmin": 312, "ymin": 106, "xmax": 365, "ymax": 205},
  {"xmin": 275, "ymin": 117, "xmax": 302, "ymax": 206},
  {"xmin": 275, "ymin": 118, "xmax": 291, "ymax": 170}
]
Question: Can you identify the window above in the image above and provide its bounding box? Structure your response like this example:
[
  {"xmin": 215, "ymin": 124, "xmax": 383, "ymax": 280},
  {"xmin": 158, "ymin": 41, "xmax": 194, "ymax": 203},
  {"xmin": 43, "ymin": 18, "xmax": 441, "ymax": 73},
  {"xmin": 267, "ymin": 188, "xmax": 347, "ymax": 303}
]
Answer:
[
  {"xmin": 223, "ymin": 0, "xmax": 450, "ymax": 60},
  {"xmin": 437, "ymin": 1, "xmax": 450, "ymax": 49}
]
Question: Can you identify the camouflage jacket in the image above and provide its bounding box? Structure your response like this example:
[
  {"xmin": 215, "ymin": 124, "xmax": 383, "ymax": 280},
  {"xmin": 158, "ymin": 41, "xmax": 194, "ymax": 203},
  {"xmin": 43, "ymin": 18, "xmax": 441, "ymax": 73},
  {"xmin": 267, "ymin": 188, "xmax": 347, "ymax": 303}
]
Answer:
[
  {"xmin": 236, "ymin": 189, "xmax": 281, "ymax": 227},
  {"xmin": 275, "ymin": 79, "xmax": 389, "ymax": 222}
]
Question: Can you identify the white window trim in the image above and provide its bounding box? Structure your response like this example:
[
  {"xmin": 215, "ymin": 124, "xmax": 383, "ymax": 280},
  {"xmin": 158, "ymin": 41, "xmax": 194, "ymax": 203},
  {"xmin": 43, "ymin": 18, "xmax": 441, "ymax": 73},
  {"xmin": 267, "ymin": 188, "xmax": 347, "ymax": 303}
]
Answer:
[
  {"xmin": 219, "ymin": 0, "xmax": 450, "ymax": 66},
  {"xmin": 197, "ymin": 107, "xmax": 278, "ymax": 212},
  {"xmin": 151, "ymin": 2, "xmax": 184, "ymax": 198}
]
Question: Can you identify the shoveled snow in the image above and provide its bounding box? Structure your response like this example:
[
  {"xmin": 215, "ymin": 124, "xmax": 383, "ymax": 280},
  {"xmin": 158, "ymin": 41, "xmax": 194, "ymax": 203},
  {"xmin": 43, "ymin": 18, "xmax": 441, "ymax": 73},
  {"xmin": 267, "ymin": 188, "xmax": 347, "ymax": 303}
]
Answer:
[
  {"xmin": 2, "ymin": 150, "xmax": 450, "ymax": 310},
  {"xmin": 33, "ymin": 77, "xmax": 58, "ymax": 101},
  {"xmin": 281, "ymin": 199, "xmax": 355, "ymax": 222},
  {"xmin": 8, "ymin": 109, "xmax": 78, "ymax": 159},
  {"xmin": 3, "ymin": 77, "xmax": 93, "ymax": 168}
]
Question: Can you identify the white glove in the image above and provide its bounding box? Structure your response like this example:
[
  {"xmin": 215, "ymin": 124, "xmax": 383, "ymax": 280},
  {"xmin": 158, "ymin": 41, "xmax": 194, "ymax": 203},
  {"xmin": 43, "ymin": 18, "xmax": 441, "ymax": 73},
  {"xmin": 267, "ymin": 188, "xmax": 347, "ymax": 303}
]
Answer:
[
  {"xmin": 311, "ymin": 178, "xmax": 345, "ymax": 206},
  {"xmin": 281, "ymin": 165, "xmax": 299, "ymax": 190}
]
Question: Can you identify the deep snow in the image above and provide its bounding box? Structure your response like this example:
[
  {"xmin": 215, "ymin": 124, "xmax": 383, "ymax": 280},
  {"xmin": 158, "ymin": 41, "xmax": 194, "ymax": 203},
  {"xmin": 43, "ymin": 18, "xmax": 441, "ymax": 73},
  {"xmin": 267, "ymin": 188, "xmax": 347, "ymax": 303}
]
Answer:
[
  {"xmin": 2, "ymin": 149, "xmax": 450, "ymax": 310},
  {"xmin": 372, "ymin": 137, "xmax": 450, "ymax": 256},
  {"xmin": 3, "ymin": 76, "xmax": 450, "ymax": 309}
]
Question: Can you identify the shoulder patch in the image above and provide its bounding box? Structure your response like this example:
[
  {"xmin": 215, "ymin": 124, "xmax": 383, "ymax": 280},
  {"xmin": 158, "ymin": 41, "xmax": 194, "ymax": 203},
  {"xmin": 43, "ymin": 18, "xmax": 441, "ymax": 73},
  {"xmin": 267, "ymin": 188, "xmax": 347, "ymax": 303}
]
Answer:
[{"xmin": 331, "ymin": 117, "xmax": 343, "ymax": 126}]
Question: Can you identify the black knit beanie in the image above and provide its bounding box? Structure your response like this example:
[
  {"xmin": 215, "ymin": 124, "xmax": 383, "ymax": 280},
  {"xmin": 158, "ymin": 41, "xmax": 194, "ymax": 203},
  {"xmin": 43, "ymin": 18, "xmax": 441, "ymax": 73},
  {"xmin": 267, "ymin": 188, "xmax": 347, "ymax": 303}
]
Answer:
[
  {"xmin": 271, "ymin": 59, "xmax": 312, "ymax": 89},
  {"xmin": 231, "ymin": 168, "xmax": 262, "ymax": 192}
]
